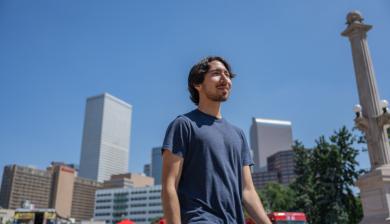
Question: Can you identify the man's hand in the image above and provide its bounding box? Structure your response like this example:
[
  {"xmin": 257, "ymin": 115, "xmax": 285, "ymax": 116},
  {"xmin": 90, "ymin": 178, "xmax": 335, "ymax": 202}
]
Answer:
[
  {"xmin": 242, "ymin": 166, "xmax": 272, "ymax": 224},
  {"xmin": 162, "ymin": 149, "xmax": 183, "ymax": 224}
]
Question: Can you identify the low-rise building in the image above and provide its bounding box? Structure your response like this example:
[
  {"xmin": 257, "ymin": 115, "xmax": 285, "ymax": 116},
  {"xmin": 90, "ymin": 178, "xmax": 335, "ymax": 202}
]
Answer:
[
  {"xmin": 267, "ymin": 150, "xmax": 296, "ymax": 185},
  {"xmin": 252, "ymin": 170, "xmax": 279, "ymax": 189},
  {"xmin": 94, "ymin": 185, "xmax": 163, "ymax": 224},
  {"xmin": 252, "ymin": 150, "xmax": 297, "ymax": 189},
  {"xmin": 0, "ymin": 164, "xmax": 101, "ymax": 221},
  {"xmin": 102, "ymin": 173, "xmax": 153, "ymax": 189}
]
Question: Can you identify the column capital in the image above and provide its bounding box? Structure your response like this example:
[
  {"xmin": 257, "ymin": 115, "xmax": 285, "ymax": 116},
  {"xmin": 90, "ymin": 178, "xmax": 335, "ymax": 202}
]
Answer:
[{"xmin": 341, "ymin": 11, "xmax": 372, "ymax": 37}]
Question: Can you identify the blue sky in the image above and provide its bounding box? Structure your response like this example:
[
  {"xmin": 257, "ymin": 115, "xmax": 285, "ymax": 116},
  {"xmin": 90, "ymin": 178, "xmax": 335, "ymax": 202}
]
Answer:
[{"xmin": 0, "ymin": 1, "xmax": 389, "ymax": 176}]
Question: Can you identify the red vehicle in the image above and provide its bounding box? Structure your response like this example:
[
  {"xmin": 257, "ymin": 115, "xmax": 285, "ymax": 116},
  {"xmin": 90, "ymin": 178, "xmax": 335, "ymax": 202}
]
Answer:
[
  {"xmin": 267, "ymin": 212, "xmax": 307, "ymax": 224},
  {"xmin": 246, "ymin": 212, "xmax": 307, "ymax": 224}
]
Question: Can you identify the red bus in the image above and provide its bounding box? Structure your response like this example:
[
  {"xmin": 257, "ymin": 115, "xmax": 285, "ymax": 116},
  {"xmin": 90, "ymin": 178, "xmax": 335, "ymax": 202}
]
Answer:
[
  {"xmin": 246, "ymin": 212, "xmax": 307, "ymax": 224},
  {"xmin": 267, "ymin": 212, "xmax": 307, "ymax": 224}
]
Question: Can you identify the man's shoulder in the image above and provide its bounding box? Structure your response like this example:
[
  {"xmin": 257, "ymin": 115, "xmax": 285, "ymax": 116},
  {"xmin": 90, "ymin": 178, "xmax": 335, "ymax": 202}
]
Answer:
[
  {"xmin": 224, "ymin": 119, "xmax": 244, "ymax": 135},
  {"xmin": 168, "ymin": 110, "xmax": 197, "ymax": 126}
]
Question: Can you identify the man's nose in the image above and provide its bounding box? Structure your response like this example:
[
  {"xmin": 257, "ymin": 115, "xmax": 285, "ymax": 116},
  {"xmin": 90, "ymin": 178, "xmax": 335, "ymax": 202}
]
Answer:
[{"xmin": 220, "ymin": 73, "xmax": 229, "ymax": 83}]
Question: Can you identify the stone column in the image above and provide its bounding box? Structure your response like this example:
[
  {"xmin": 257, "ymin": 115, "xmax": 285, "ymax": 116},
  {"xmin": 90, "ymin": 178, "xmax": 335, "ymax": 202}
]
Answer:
[{"xmin": 342, "ymin": 11, "xmax": 390, "ymax": 224}]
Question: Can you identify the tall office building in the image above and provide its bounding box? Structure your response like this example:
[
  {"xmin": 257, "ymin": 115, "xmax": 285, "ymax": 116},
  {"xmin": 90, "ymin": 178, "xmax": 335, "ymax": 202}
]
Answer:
[
  {"xmin": 79, "ymin": 93, "xmax": 132, "ymax": 182},
  {"xmin": 151, "ymin": 147, "xmax": 162, "ymax": 185},
  {"xmin": 250, "ymin": 117, "xmax": 293, "ymax": 171}
]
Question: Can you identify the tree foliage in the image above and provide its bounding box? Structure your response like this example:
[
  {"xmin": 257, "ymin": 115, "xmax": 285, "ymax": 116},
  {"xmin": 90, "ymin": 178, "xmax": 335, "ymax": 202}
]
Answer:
[
  {"xmin": 258, "ymin": 182, "xmax": 296, "ymax": 212},
  {"xmin": 289, "ymin": 126, "xmax": 363, "ymax": 224},
  {"xmin": 290, "ymin": 140, "xmax": 315, "ymax": 220}
]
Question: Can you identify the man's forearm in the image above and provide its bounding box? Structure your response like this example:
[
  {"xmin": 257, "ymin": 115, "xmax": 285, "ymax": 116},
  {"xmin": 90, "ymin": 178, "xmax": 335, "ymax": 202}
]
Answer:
[
  {"xmin": 243, "ymin": 189, "xmax": 271, "ymax": 224},
  {"xmin": 162, "ymin": 187, "xmax": 181, "ymax": 224}
]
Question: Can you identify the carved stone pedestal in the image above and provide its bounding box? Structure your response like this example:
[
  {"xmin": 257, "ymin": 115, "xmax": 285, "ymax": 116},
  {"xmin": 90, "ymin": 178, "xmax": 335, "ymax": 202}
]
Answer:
[{"xmin": 357, "ymin": 165, "xmax": 390, "ymax": 224}]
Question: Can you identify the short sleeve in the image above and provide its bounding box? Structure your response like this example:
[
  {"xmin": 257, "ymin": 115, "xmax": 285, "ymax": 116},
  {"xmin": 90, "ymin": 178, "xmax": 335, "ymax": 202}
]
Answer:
[
  {"xmin": 239, "ymin": 129, "xmax": 254, "ymax": 166},
  {"xmin": 162, "ymin": 116, "xmax": 190, "ymax": 158}
]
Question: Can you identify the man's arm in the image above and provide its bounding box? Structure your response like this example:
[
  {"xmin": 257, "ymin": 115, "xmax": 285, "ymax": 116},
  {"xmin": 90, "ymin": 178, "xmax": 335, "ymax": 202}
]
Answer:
[
  {"xmin": 162, "ymin": 149, "xmax": 183, "ymax": 224},
  {"xmin": 242, "ymin": 165, "xmax": 271, "ymax": 224}
]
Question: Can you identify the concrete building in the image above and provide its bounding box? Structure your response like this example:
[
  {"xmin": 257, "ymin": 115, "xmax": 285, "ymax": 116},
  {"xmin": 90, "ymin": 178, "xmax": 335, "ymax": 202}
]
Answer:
[
  {"xmin": 0, "ymin": 165, "xmax": 52, "ymax": 210},
  {"xmin": 48, "ymin": 165, "xmax": 75, "ymax": 218},
  {"xmin": 79, "ymin": 93, "xmax": 132, "ymax": 182},
  {"xmin": 151, "ymin": 147, "xmax": 162, "ymax": 185},
  {"xmin": 71, "ymin": 177, "xmax": 102, "ymax": 221},
  {"xmin": 252, "ymin": 171, "xmax": 279, "ymax": 189},
  {"xmin": 0, "ymin": 164, "xmax": 101, "ymax": 221},
  {"xmin": 250, "ymin": 117, "xmax": 293, "ymax": 171},
  {"xmin": 252, "ymin": 150, "xmax": 297, "ymax": 189},
  {"xmin": 94, "ymin": 185, "xmax": 163, "ymax": 224},
  {"xmin": 51, "ymin": 161, "xmax": 79, "ymax": 173},
  {"xmin": 102, "ymin": 173, "xmax": 154, "ymax": 189},
  {"xmin": 267, "ymin": 150, "xmax": 296, "ymax": 185}
]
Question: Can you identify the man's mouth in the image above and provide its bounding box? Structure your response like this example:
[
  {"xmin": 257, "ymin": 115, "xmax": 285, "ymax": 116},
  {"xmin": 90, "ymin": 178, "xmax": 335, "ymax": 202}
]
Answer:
[{"xmin": 217, "ymin": 86, "xmax": 230, "ymax": 91}]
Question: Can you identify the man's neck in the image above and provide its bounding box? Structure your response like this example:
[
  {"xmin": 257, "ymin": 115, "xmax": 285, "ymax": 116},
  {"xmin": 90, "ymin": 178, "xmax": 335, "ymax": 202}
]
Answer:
[{"xmin": 197, "ymin": 100, "xmax": 222, "ymax": 119}]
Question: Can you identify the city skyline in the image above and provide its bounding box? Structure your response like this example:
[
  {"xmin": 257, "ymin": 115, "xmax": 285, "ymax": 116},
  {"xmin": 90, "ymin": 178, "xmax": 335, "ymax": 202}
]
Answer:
[{"xmin": 1, "ymin": 1, "xmax": 389, "ymax": 177}]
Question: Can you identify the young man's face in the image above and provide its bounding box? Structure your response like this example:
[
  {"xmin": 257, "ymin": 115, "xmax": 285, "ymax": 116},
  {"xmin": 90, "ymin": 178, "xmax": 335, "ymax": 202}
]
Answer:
[{"xmin": 196, "ymin": 60, "xmax": 232, "ymax": 103}]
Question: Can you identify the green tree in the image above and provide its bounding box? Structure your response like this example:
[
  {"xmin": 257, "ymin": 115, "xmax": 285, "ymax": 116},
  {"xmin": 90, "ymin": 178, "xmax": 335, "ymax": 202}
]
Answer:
[
  {"xmin": 311, "ymin": 135, "xmax": 349, "ymax": 223},
  {"xmin": 290, "ymin": 140, "xmax": 314, "ymax": 219},
  {"xmin": 258, "ymin": 182, "xmax": 296, "ymax": 212},
  {"xmin": 329, "ymin": 126, "xmax": 363, "ymax": 223},
  {"xmin": 291, "ymin": 127, "xmax": 363, "ymax": 224}
]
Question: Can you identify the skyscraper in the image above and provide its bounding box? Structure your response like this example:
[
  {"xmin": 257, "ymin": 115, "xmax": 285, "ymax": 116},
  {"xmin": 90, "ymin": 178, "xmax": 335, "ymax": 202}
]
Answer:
[
  {"xmin": 78, "ymin": 93, "xmax": 132, "ymax": 182},
  {"xmin": 151, "ymin": 147, "xmax": 162, "ymax": 185},
  {"xmin": 250, "ymin": 117, "xmax": 293, "ymax": 171}
]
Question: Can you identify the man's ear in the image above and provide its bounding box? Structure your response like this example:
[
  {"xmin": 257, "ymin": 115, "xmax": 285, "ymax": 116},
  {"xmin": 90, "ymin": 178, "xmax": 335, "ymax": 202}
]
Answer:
[{"xmin": 194, "ymin": 84, "xmax": 201, "ymax": 92}]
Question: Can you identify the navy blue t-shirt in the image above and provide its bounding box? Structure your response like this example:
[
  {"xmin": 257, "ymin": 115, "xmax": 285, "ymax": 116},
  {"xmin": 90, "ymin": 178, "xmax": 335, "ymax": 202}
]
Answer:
[{"xmin": 162, "ymin": 109, "xmax": 254, "ymax": 224}]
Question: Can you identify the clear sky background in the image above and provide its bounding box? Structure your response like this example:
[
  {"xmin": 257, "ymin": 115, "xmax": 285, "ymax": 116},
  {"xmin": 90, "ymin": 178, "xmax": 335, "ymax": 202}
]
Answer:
[{"xmin": 0, "ymin": 1, "xmax": 389, "ymax": 178}]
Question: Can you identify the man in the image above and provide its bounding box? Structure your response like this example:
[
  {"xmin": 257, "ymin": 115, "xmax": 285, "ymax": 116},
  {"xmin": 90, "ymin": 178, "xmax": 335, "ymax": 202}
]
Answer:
[{"xmin": 162, "ymin": 56, "xmax": 271, "ymax": 224}]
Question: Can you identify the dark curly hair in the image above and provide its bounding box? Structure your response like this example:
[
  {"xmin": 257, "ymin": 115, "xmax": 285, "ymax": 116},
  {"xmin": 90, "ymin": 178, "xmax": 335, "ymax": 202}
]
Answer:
[{"xmin": 188, "ymin": 56, "xmax": 235, "ymax": 105}]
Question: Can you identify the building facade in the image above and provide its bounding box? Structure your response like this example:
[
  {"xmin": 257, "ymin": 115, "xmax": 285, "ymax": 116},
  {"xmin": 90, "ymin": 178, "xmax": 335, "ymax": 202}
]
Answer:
[
  {"xmin": 102, "ymin": 173, "xmax": 154, "ymax": 189},
  {"xmin": 267, "ymin": 150, "xmax": 296, "ymax": 185},
  {"xmin": 252, "ymin": 150, "xmax": 297, "ymax": 189},
  {"xmin": 0, "ymin": 164, "xmax": 101, "ymax": 221},
  {"xmin": 250, "ymin": 117, "xmax": 293, "ymax": 171},
  {"xmin": 94, "ymin": 186, "xmax": 163, "ymax": 224},
  {"xmin": 79, "ymin": 93, "xmax": 132, "ymax": 182},
  {"xmin": 71, "ymin": 177, "xmax": 102, "ymax": 221},
  {"xmin": 0, "ymin": 165, "xmax": 52, "ymax": 210},
  {"xmin": 251, "ymin": 171, "xmax": 279, "ymax": 189},
  {"xmin": 151, "ymin": 147, "xmax": 162, "ymax": 185}
]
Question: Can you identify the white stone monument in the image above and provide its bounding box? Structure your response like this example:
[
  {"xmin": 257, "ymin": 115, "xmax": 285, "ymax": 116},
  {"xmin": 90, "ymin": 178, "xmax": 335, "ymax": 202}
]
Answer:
[{"xmin": 342, "ymin": 11, "xmax": 390, "ymax": 224}]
